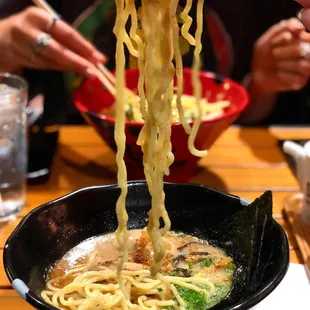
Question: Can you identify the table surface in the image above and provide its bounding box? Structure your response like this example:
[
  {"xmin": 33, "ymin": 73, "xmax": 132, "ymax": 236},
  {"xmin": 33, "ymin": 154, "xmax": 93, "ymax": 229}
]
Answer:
[{"xmin": 0, "ymin": 125, "xmax": 308, "ymax": 309}]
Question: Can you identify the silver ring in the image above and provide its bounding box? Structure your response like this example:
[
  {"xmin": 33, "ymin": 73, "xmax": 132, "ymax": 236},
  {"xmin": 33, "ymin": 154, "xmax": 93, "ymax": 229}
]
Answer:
[
  {"xmin": 300, "ymin": 42, "xmax": 310, "ymax": 60},
  {"xmin": 34, "ymin": 32, "xmax": 52, "ymax": 54},
  {"xmin": 46, "ymin": 15, "xmax": 60, "ymax": 32}
]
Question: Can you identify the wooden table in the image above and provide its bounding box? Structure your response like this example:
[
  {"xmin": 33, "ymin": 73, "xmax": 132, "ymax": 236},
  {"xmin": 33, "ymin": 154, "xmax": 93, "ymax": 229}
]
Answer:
[{"xmin": 0, "ymin": 125, "xmax": 308, "ymax": 308}]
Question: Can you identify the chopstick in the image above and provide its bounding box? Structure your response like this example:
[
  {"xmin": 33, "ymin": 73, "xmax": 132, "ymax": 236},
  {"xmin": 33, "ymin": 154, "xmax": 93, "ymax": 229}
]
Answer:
[
  {"xmin": 97, "ymin": 63, "xmax": 138, "ymax": 98},
  {"xmin": 32, "ymin": 0, "xmax": 59, "ymax": 17},
  {"xmin": 97, "ymin": 63, "xmax": 116, "ymax": 85},
  {"xmin": 95, "ymin": 68, "xmax": 116, "ymax": 96},
  {"xmin": 32, "ymin": 0, "xmax": 119, "ymax": 98}
]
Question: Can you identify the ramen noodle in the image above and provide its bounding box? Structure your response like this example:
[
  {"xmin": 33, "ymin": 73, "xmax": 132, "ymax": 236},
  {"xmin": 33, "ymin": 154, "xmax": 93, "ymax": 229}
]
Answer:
[
  {"xmin": 42, "ymin": 230, "xmax": 235, "ymax": 310},
  {"xmin": 41, "ymin": 1, "xmax": 234, "ymax": 309},
  {"xmin": 113, "ymin": 0, "xmax": 208, "ymax": 282}
]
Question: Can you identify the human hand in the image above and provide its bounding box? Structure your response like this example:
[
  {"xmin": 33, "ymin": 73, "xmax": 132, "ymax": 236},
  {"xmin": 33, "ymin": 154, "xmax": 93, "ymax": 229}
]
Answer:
[
  {"xmin": 0, "ymin": 7, "xmax": 106, "ymax": 77},
  {"xmin": 252, "ymin": 18, "xmax": 309, "ymax": 92}
]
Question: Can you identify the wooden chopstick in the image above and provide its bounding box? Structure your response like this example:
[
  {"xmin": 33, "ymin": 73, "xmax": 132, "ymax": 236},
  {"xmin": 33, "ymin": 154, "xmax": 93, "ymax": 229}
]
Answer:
[
  {"xmin": 32, "ymin": 0, "xmax": 118, "ymax": 98},
  {"xmin": 32, "ymin": 0, "xmax": 59, "ymax": 17},
  {"xmin": 97, "ymin": 63, "xmax": 116, "ymax": 84},
  {"xmin": 96, "ymin": 69, "xmax": 116, "ymax": 96},
  {"xmin": 97, "ymin": 63, "xmax": 137, "ymax": 98}
]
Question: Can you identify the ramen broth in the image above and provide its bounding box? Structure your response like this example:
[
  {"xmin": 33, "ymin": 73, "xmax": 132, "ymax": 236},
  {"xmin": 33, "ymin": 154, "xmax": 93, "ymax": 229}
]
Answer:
[{"xmin": 47, "ymin": 230, "xmax": 235, "ymax": 309}]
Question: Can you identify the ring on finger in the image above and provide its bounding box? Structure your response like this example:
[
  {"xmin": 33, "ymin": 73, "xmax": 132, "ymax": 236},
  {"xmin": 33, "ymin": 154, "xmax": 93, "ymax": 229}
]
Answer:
[
  {"xmin": 33, "ymin": 32, "xmax": 53, "ymax": 55},
  {"xmin": 46, "ymin": 15, "xmax": 60, "ymax": 32},
  {"xmin": 300, "ymin": 42, "xmax": 310, "ymax": 60}
]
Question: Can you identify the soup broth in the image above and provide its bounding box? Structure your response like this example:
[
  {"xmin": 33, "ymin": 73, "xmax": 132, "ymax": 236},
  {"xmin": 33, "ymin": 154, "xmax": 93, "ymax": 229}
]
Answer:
[{"xmin": 43, "ymin": 230, "xmax": 235, "ymax": 310}]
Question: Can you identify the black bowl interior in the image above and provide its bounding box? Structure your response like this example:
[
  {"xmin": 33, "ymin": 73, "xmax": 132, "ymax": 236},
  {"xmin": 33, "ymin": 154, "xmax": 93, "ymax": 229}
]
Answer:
[{"xmin": 3, "ymin": 181, "xmax": 289, "ymax": 310}]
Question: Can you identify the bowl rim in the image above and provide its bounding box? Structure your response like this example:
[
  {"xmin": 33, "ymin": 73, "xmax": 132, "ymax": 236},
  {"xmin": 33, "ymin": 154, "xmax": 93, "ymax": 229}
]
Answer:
[
  {"xmin": 73, "ymin": 68, "xmax": 249, "ymax": 128},
  {"xmin": 3, "ymin": 182, "xmax": 289, "ymax": 310}
]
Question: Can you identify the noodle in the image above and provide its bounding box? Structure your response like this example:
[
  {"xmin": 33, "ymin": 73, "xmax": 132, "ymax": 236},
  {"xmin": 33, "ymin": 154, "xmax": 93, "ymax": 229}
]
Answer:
[
  {"xmin": 42, "ymin": 264, "xmax": 215, "ymax": 310},
  {"xmin": 138, "ymin": 0, "xmax": 175, "ymax": 278},
  {"xmin": 113, "ymin": 0, "xmax": 130, "ymax": 295},
  {"xmin": 188, "ymin": 0, "xmax": 208, "ymax": 157},
  {"xmin": 42, "ymin": 0, "xmax": 211, "ymax": 309},
  {"xmin": 180, "ymin": 0, "xmax": 196, "ymax": 46},
  {"xmin": 42, "ymin": 228, "xmax": 236, "ymax": 310},
  {"xmin": 172, "ymin": 0, "xmax": 192, "ymax": 135}
]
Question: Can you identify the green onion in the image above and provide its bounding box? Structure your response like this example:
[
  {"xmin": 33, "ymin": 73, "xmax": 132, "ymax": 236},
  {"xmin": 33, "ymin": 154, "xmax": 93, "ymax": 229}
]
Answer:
[
  {"xmin": 126, "ymin": 103, "xmax": 135, "ymax": 121},
  {"xmin": 171, "ymin": 271, "xmax": 180, "ymax": 277},
  {"xmin": 227, "ymin": 262, "xmax": 236, "ymax": 270},
  {"xmin": 177, "ymin": 6, "xmax": 185, "ymax": 24},
  {"xmin": 200, "ymin": 258, "xmax": 214, "ymax": 268},
  {"xmin": 175, "ymin": 285, "xmax": 207, "ymax": 310},
  {"xmin": 226, "ymin": 262, "xmax": 236, "ymax": 276}
]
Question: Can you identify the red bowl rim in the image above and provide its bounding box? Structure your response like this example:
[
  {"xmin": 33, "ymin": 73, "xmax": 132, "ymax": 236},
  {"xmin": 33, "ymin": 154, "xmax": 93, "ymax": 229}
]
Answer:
[{"xmin": 74, "ymin": 68, "xmax": 249, "ymax": 128}]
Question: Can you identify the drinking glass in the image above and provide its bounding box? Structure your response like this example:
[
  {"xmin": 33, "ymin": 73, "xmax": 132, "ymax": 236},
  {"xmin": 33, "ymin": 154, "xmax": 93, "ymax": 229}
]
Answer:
[{"xmin": 0, "ymin": 73, "xmax": 28, "ymax": 222}]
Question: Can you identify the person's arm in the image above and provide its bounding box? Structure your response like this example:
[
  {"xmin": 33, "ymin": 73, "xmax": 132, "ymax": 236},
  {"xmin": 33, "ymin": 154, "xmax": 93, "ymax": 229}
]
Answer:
[{"xmin": 238, "ymin": 75, "xmax": 278, "ymax": 125}]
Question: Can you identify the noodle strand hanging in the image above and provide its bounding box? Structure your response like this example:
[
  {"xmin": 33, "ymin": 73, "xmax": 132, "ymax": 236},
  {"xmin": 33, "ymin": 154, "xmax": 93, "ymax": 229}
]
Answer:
[{"xmin": 41, "ymin": 1, "xmax": 215, "ymax": 309}]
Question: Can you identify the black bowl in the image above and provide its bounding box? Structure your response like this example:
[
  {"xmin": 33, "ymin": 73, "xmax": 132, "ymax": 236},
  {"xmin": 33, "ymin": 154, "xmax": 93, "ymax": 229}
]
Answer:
[{"xmin": 3, "ymin": 181, "xmax": 289, "ymax": 310}]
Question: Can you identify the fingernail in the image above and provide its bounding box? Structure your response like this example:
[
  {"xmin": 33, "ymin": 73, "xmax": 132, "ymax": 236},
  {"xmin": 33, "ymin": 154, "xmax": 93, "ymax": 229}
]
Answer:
[
  {"xmin": 85, "ymin": 68, "xmax": 96, "ymax": 79},
  {"xmin": 279, "ymin": 19, "xmax": 287, "ymax": 27}
]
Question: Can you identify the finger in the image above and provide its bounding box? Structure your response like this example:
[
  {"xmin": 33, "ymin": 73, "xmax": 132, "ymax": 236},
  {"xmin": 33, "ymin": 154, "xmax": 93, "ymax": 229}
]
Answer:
[
  {"xmin": 21, "ymin": 7, "xmax": 106, "ymax": 65},
  {"xmin": 284, "ymin": 17, "xmax": 305, "ymax": 34},
  {"xmin": 277, "ymin": 70, "xmax": 308, "ymax": 90},
  {"xmin": 14, "ymin": 25, "xmax": 98, "ymax": 78},
  {"xmin": 257, "ymin": 19, "xmax": 302, "ymax": 48},
  {"xmin": 301, "ymin": 9, "xmax": 310, "ymax": 30},
  {"xmin": 276, "ymin": 59, "xmax": 310, "ymax": 75},
  {"xmin": 44, "ymin": 39, "xmax": 98, "ymax": 77},
  {"xmin": 10, "ymin": 36, "xmax": 73, "ymax": 72},
  {"xmin": 272, "ymin": 42, "xmax": 306, "ymax": 60},
  {"xmin": 256, "ymin": 22, "xmax": 284, "ymax": 46},
  {"xmin": 297, "ymin": 0, "xmax": 310, "ymax": 7},
  {"xmin": 270, "ymin": 19, "xmax": 305, "ymax": 47},
  {"xmin": 48, "ymin": 20, "xmax": 107, "ymax": 64},
  {"xmin": 271, "ymin": 31, "xmax": 293, "ymax": 47},
  {"xmin": 299, "ymin": 30, "xmax": 310, "ymax": 43}
]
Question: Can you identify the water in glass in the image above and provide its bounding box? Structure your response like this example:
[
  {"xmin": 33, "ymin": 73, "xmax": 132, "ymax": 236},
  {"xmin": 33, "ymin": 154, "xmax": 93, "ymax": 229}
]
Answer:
[{"xmin": 0, "ymin": 76, "xmax": 27, "ymax": 222}]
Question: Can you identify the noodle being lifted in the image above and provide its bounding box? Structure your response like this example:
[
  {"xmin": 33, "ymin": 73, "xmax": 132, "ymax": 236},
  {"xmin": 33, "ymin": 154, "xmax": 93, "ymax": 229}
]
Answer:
[
  {"xmin": 41, "ymin": 0, "xmax": 236, "ymax": 309},
  {"xmin": 114, "ymin": 0, "xmax": 208, "ymax": 280}
]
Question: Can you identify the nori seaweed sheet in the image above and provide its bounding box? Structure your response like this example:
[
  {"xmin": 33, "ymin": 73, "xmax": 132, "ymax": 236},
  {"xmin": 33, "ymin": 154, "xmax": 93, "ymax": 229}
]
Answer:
[{"xmin": 204, "ymin": 191, "xmax": 274, "ymax": 309}]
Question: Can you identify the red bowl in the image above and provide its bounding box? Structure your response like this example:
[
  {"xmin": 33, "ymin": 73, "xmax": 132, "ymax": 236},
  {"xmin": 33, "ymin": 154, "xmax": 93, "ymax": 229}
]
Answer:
[{"xmin": 73, "ymin": 68, "xmax": 248, "ymax": 181}]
